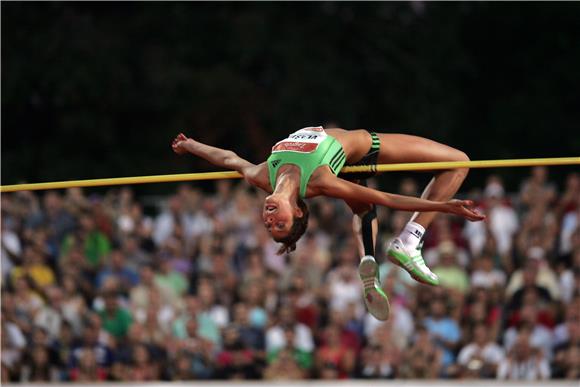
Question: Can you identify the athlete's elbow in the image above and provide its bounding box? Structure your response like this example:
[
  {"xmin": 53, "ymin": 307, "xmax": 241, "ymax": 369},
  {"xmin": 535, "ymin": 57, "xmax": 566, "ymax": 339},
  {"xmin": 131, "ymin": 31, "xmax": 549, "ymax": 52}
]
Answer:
[{"xmin": 222, "ymin": 151, "xmax": 239, "ymax": 167}]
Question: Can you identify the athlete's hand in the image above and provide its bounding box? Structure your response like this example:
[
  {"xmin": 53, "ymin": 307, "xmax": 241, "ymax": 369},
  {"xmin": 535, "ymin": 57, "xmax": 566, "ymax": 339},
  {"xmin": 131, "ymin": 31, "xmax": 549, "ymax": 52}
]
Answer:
[
  {"xmin": 443, "ymin": 199, "xmax": 486, "ymax": 222},
  {"xmin": 172, "ymin": 133, "xmax": 191, "ymax": 155}
]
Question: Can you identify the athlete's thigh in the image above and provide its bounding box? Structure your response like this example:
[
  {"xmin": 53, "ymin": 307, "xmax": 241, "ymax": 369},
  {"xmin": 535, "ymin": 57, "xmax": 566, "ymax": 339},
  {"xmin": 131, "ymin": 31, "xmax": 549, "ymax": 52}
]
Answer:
[{"xmin": 375, "ymin": 133, "xmax": 467, "ymax": 164}]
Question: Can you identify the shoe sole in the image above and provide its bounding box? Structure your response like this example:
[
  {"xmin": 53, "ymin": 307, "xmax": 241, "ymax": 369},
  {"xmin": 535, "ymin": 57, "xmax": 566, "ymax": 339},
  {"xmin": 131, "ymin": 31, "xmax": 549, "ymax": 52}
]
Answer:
[
  {"xmin": 358, "ymin": 257, "xmax": 390, "ymax": 321},
  {"xmin": 387, "ymin": 249, "xmax": 439, "ymax": 287}
]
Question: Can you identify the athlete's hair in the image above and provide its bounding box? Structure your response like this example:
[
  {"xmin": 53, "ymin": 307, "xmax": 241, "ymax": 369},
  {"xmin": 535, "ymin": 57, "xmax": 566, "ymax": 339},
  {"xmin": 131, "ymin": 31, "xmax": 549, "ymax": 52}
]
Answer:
[{"xmin": 273, "ymin": 197, "xmax": 309, "ymax": 255}]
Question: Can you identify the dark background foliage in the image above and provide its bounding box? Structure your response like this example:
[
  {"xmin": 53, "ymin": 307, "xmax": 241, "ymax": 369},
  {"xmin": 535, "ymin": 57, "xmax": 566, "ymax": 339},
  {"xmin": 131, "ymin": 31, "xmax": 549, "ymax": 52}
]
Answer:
[{"xmin": 2, "ymin": 2, "xmax": 579, "ymax": 193}]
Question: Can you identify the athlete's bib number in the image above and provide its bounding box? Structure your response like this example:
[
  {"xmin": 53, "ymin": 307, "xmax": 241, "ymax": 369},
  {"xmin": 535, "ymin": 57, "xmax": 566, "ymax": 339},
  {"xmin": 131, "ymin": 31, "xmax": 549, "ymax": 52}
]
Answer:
[{"xmin": 272, "ymin": 127, "xmax": 326, "ymax": 153}]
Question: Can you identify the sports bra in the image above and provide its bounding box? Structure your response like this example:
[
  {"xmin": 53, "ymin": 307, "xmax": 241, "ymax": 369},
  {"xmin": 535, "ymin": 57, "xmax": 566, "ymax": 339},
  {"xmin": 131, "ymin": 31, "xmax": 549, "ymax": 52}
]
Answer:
[{"xmin": 267, "ymin": 127, "xmax": 346, "ymax": 197}]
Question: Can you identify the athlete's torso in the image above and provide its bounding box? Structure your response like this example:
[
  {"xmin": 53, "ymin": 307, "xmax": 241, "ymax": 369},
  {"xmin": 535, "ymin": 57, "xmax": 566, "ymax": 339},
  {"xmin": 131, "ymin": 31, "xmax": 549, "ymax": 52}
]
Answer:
[{"xmin": 267, "ymin": 127, "xmax": 347, "ymax": 197}]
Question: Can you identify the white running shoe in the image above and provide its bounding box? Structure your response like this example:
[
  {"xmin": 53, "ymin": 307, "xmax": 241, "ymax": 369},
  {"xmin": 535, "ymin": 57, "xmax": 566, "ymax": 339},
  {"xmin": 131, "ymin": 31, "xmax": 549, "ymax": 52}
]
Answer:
[
  {"xmin": 358, "ymin": 255, "xmax": 390, "ymax": 321},
  {"xmin": 386, "ymin": 238, "xmax": 439, "ymax": 286}
]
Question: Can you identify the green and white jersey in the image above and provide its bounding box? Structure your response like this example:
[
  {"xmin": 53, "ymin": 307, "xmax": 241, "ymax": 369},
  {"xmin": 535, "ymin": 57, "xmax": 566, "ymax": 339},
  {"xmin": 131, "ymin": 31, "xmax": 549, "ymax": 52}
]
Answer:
[{"xmin": 267, "ymin": 127, "xmax": 346, "ymax": 197}]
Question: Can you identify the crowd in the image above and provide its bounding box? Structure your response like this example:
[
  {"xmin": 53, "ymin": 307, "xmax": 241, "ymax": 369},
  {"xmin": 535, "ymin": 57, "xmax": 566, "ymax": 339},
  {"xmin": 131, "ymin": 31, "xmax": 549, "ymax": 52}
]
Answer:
[{"xmin": 1, "ymin": 166, "xmax": 579, "ymax": 382}]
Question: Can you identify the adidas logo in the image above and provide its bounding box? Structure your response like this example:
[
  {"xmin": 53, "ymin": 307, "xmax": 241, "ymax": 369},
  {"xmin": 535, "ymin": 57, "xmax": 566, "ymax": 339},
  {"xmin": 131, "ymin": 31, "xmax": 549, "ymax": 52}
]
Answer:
[{"xmin": 271, "ymin": 160, "xmax": 280, "ymax": 168}]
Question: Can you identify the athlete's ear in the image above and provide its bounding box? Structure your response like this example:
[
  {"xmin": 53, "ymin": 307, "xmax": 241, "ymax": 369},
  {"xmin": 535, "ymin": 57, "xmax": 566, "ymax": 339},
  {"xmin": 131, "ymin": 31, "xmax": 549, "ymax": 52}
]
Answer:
[{"xmin": 294, "ymin": 206, "xmax": 303, "ymax": 218}]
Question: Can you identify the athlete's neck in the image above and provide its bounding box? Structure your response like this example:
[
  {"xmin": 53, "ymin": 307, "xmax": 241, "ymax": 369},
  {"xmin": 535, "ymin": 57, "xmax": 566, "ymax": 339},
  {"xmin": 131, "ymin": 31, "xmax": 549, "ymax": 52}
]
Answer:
[{"xmin": 273, "ymin": 165, "xmax": 301, "ymax": 201}]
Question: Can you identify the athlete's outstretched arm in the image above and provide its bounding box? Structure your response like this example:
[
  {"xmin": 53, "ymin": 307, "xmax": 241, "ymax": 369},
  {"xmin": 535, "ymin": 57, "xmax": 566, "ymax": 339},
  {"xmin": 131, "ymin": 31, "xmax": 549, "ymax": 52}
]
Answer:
[
  {"xmin": 320, "ymin": 177, "xmax": 485, "ymax": 221},
  {"xmin": 172, "ymin": 133, "xmax": 255, "ymax": 173}
]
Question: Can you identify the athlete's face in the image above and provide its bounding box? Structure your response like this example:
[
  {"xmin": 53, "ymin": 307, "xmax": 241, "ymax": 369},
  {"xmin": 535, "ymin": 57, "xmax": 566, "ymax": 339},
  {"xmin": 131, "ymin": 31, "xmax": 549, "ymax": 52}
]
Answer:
[{"xmin": 263, "ymin": 195, "xmax": 293, "ymax": 239}]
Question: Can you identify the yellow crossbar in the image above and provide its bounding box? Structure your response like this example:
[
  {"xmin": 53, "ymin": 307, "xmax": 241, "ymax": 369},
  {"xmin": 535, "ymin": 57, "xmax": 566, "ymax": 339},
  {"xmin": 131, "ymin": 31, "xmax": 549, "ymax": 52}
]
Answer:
[{"xmin": 1, "ymin": 157, "xmax": 578, "ymax": 193}]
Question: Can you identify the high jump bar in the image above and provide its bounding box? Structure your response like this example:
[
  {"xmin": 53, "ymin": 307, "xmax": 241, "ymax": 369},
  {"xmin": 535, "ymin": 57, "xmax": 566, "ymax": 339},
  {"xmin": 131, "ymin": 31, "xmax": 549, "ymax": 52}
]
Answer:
[{"xmin": 1, "ymin": 157, "xmax": 579, "ymax": 193}]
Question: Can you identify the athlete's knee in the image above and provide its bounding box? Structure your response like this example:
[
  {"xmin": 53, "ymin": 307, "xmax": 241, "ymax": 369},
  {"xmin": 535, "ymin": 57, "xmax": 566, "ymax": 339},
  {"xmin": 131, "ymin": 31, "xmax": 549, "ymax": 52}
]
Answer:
[
  {"xmin": 452, "ymin": 151, "xmax": 470, "ymax": 178},
  {"xmin": 453, "ymin": 150, "xmax": 470, "ymax": 162}
]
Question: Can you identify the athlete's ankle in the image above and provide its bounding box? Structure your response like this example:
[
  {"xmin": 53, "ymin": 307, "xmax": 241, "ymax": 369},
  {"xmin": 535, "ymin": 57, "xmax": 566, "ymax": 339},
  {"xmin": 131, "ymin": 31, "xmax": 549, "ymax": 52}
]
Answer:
[{"xmin": 398, "ymin": 221, "xmax": 425, "ymax": 250}]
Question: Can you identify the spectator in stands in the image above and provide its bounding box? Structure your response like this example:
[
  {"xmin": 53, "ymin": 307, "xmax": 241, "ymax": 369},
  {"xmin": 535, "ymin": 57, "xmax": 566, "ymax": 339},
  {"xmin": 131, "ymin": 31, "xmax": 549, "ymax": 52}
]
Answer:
[
  {"xmin": 232, "ymin": 302, "xmax": 266, "ymax": 353},
  {"xmin": 359, "ymin": 343, "xmax": 400, "ymax": 379},
  {"xmin": 97, "ymin": 290, "xmax": 133, "ymax": 339},
  {"xmin": 266, "ymin": 304, "xmax": 314, "ymax": 354},
  {"xmin": 457, "ymin": 322, "xmax": 504, "ymax": 378},
  {"xmin": 20, "ymin": 345, "xmax": 60, "ymax": 382},
  {"xmin": 519, "ymin": 166, "xmax": 557, "ymax": 210},
  {"xmin": 60, "ymin": 213, "xmax": 111, "ymax": 274},
  {"xmin": 11, "ymin": 246, "xmax": 55, "ymax": 289},
  {"xmin": 315, "ymin": 325, "xmax": 356, "ymax": 379},
  {"xmin": 34, "ymin": 285, "xmax": 64, "ymax": 340},
  {"xmin": 399, "ymin": 325, "xmax": 442, "ymax": 378},
  {"xmin": 497, "ymin": 325, "xmax": 550, "ymax": 380},
  {"xmin": 216, "ymin": 325, "xmax": 260, "ymax": 379},
  {"xmin": 433, "ymin": 240, "xmax": 470, "ymax": 295},
  {"xmin": 470, "ymin": 254, "xmax": 506, "ymax": 289},
  {"xmin": 263, "ymin": 348, "xmax": 305, "ymax": 380},
  {"xmin": 267, "ymin": 325, "xmax": 313, "ymax": 374},
  {"xmin": 423, "ymin": 298, "xmax": 461, "ymax": 373},
  {"xmin": 69, "ymin": 347, "xmax": 107, "ymax": 382},
  {"xmin": 96, "ymin": 249, "xmax": 139, "ymax": 292}
]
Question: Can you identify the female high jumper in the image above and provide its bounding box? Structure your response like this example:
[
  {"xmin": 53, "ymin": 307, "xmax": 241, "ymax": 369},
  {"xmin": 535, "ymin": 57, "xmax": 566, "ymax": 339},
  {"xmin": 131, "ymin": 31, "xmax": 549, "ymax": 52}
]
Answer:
[{"xmin": 172, "ymin": 127, "xmax": 485, "ymax": 320}]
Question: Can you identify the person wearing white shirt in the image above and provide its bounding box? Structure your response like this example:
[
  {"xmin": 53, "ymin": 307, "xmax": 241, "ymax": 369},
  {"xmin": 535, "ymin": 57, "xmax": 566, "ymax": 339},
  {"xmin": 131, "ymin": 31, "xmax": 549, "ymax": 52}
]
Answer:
[{"xmin": 458, "ymin": 323, "xmax": 504, "ymax": 377}]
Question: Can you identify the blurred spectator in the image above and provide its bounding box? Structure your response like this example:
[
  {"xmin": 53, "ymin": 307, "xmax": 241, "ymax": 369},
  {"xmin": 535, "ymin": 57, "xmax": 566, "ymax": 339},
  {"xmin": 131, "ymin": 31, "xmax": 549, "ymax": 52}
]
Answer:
[
  {"xmin": 432, "ymin": 240, "xmax": 470, "ymax": 295},
  {"xmin": 154, "ymin": 258, "xmax": 189, "ymax": 304},
  {"xmin": 266, "ymin": 304, "xmax": 314, "ymax": 353},
  {"xmin": 153, "ymin": 195, "xmax": 194, "ymax": 246},
  {"xmin": 520, "ymin": 166, "xmax": 557, "ymax": 210},
  {"xmin": 216, "ymin": 325, "xmax": 260, "ymax": 379},
  {"xmin": 315, "ymin": 325, "xmax": 355, "ymax": 378},
  {"xmin": 20, "ymin": 345, "xmax": 60, "ymax": 382},
  {"xmin": 267, "ymin": 325, "xmax": 313, "ymax": 373},
  {"xmin": 399, "ymin": 325, "xmax": 442, "ymax": 378},
  {"xmin": 28, "ymin": 191, "xmax": 76, "ymax": 248},
  {"xmin": 1, "ymin": 219, "xmax": 22, "ymax": 282},
  {"xmin": 457, "ymin": 323, "xmax": 504, "ymax": 378},
  {"xmin": 497, "ymin": 325, "xmax": 550, "ymax": 380},
  {"xmin": 96, "ymin": 249, "xmax": 139, "ymax": 292},
  {"xmin": 359, "ymin": 342, "xmax": 400, "ymax": 379},
  {"xmin": 465, "ymin": 175, "xmax": 518, "ymax": 258},
  {"xmin": 122, "ymin": 344, "xmax": 160, "ymax": 381},
  {"xmin": 506, "ymin": 246, "xmax": 560, "ymax": 302},
  {"xmin": 552, "ymin": 302, "xmax": 580, "ymax": 379},
  {"xmin": 263, "ymin": 348, "xmax": 305, "ymax": 380},
  {"xmin": 326, "ymin": 244, "xmax": 365, "ymax": 318},
  {"xmin": 423, "ymin": 299, "xmax": 461, "ymax": 372},
  {"xmin": 504, "ymin": 305, "xmax": 554, "ymax": 360},
  {"xmin": 470, "ymin": 254, "xmax": 506, "ymax": 289},
  {"xmin": 1, "ymin": 312, "xmax": 27, "ymax": 380},
  {"xmin": 34, "ymin": 285, "xmax": 64, "ymax": 340},
  {"xmin": 61, "ymin": 275, "xmax": 88, "ymax": 334},
  {"xmin": 11, "ymin": 246, "xmax": 55, "ymax": 289},
  {"xmin": 60, "ymin": 213, "xmax": 111, "ymax": 273},
  {"xmin": 70, "ymin": 320, "xmax": 114, "ymax": 370},
  {"xmin": 98, "ymin": 291, "xmax": 133, "ymax": 339},
  {"xmin": 233, "ymin": 302, "xmax": 266, "ymax": 352},
  {"xmin": 69, "ymin": 348, "xmax": 107, "ymax": 381}
]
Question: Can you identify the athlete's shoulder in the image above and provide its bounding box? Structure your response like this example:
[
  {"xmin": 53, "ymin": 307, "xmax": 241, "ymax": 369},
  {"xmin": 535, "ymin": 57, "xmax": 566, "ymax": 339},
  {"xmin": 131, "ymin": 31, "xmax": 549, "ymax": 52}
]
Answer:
[
  {"xmin": 243, "ymin": 162, "xmax": 272, "ymax": 193},
  {"xmin": 308, "ymin": 167, "xmax": 339, "ymax": 197}
]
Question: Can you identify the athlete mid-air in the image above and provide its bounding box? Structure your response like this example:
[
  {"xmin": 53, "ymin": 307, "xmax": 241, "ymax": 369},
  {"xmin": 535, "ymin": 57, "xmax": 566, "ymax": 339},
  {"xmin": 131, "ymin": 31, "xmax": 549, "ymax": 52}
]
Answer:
[{"xmin": 172, "ymin": 127, "xmax": 484, "ymax": 320}]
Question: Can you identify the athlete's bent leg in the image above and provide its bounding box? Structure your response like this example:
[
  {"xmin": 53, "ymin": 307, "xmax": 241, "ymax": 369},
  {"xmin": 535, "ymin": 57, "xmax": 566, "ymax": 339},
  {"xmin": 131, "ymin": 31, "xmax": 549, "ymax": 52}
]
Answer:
[
  {"xmin": 376, "ymin": 133, "xmax": 470, "ymax": 286},
  {"xmin": 346, "ymin": 195, "xmax": 390, "ymax": 321}
]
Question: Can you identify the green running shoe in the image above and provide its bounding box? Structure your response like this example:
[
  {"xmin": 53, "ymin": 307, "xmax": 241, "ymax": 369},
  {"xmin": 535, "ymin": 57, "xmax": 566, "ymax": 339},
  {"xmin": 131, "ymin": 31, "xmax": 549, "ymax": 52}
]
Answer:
[
  {"xmin": 358, "ymin": 255, "xmax": 390, "ymax": 321},
  {"xmin": 386, "ymin": 238, "xmax": 439, "ymax": 286}
]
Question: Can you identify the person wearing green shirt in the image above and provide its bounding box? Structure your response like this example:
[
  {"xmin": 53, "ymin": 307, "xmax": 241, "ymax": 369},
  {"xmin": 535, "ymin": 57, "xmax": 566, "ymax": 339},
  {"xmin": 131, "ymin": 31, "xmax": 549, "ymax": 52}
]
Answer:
[
  {"xmin": 267, "ymin": 325, "xmax": 313, "ymax": 371},
  {"xmin": 61, "ymin": 214, "xmax": 111, "ymax": 268},
  {"xmin": 98, "ymin": 292, "xmax": 132, "ymax": 339}
]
